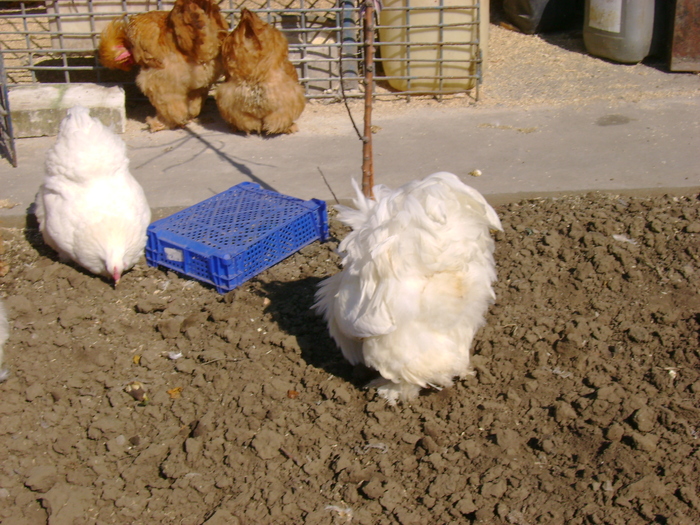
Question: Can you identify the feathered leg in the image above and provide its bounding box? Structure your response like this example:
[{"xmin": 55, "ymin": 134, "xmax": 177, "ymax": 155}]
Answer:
[{"xmin": 367, "ymin": 377, "xmax": 423, "ymax": 405}]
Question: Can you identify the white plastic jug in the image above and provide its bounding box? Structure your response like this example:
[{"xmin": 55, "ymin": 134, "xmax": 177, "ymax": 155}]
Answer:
[
  {"xmin": 583, "ymin": 0, "xmax": 655, "ymax": 64},
  {"xmin": 378, "ymin": 0, "xmax": 488, "ymax": 92}
]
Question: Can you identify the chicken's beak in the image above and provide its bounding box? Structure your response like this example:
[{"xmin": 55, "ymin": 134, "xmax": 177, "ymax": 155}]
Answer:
[{"xmin": 115, "ymin": 48, "xmax": 131, "ymax": 62}]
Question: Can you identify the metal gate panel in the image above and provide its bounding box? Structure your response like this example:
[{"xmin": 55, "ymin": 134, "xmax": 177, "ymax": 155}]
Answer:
[{"xmin": 0, "ymin": 0, "xmax": 483, "ymax": 100}]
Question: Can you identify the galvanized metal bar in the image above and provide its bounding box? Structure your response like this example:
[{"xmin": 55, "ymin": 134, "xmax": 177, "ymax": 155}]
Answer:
[
  {"xmin": 53, "ymin": 1, "xmax": 70, "ymax": 84},
  {"xmin": 20, "ymin": 1, "xmax": 37, "ymax": 84},
  {"xmin": 361, "ymin": 0, "xmax": 374, "ymax": 198},
  {"xmin": 438, "ymin": 0, "xmax": 444, "ymax": 98},
  {"xmin": 0, "ymin": 53, "xmax": 17, "ymax": 167},
  {"xmin": 406, "ymin": 0, "xmax": 412, "ymax": 97},
  {"xmin": 339, "ymin": 0, "xmax": 358, "ymax": 91},
  {"xmin": 475, "ymin": 0, "xmax": 481, "ymax": 101},
  {"xmin": 298, "ymin": 0, "xmax": 308, "ymax": 90}
]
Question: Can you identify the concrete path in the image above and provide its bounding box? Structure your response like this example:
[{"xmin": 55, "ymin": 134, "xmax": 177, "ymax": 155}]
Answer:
[{"xmin": 1, "ymin": 95, "xmax": 699, "ymax": 227}]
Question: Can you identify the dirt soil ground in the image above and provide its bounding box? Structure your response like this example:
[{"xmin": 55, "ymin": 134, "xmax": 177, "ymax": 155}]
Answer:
[
  {"xmin": 1, "ymin": 15, "xmax": 700, "ymax": 525},
  {"xmin": 1, "ymin": 192, "xmax": 699, "ymax": 525}
]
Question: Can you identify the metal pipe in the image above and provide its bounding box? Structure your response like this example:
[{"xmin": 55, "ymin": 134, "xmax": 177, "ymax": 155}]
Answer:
[
  {"xmin": 361, "ymin": 0, "xmax": 374, "ymax": 198},
  {"xmin": 339, "ymin": 0, "xmax": 359, "ymax": 90}
]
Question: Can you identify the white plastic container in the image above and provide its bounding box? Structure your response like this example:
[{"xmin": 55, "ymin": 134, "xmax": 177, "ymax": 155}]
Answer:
[
  {"xmin": 48, "ymin": 1, "xmax": 175, "ymax": 51},
  {"xmin": 583, "ymin": 0, "xmax": 655, "ymax": 64},
  {"xmin": 378, "ymin": 0, "xmax": 488, "ymax": 92}
]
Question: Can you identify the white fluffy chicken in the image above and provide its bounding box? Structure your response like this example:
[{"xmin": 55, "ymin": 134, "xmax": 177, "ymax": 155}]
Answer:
[
  {"xmin": 35, "ymin": 106, "xmax": 151, "ymax": 284},
  {"xmin": 314, "ymin": 172, "xmax": 502, "ymax": 404},
  {"xmin": 0, "ymin": 300, "xmax": 9, "ymax": 381}
]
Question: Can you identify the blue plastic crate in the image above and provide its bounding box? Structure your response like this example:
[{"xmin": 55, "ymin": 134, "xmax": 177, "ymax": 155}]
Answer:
[{"xmin": 146, "ymin": 182, "xmax": 329, "ymax": 293}]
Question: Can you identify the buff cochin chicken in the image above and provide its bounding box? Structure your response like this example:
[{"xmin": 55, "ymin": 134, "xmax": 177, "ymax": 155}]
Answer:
[
  {"xmin": 216, "ymin": 8, "xmax": 306, "ymax": 135},
  {"xmin": 34, "ymin": 106, "xmax": 151, "ymax": 285},
  {"xmin": 314, "ymin": 172, "xmax": 502, "ymax": 404},
  {"xmin": 99, "ymin": 0, "xmax": 227, "ymax": 132}
]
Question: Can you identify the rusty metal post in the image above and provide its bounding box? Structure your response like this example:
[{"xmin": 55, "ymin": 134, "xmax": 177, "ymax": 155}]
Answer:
[{"xmin": 361, "ymin": 0, "xmax": 375, "ymax": 199}]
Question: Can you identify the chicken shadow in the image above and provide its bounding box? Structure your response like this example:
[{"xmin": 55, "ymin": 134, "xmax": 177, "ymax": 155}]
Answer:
[
  {"xmin": 21, "ymin": 203, "xmax": 125, "ymax": 287},
  {"xmin": 127, "ymin": 117, "xmax": 279, "ymax": 194},
  {"xmin": 258, "ymin": 276, "xmax": 367, "ymax": 387},
  {"xmin": 21, "ymin": 208, "xmax": 54, "ymax": 260},
  {"xmin": 180, "ymin": 126, "xmax": 278, "ymax": 192},
  {"xmin": 194, "ymin": 98, "xmax": 299, "ymax": 140},
  {"xmin": 32, "ymin": 57, "xmax": 138, "ymax": 85},
  {"xmin": 259, "ymin": 274, "xmax": 461, "ymax": 404}
]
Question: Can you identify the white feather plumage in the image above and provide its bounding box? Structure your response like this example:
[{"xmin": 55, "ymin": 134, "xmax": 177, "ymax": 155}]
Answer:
[
  {"xmin": 34, "ymin": 106, "xmax": 151, "ymax": 283},
  {"xmin": 314, "ymin": 172, "xmax": 502, "ymax": 404}
]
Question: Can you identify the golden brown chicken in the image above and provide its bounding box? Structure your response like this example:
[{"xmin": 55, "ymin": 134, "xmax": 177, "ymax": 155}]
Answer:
[
  {"xmin": 99, "ymin": 0, "xmax": 228, "ymax": 132},
  {"xmin": 215, "ymin": 8, "xmax": 306, "ymax": 135}
]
